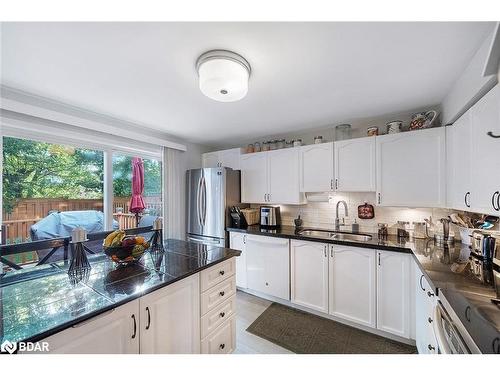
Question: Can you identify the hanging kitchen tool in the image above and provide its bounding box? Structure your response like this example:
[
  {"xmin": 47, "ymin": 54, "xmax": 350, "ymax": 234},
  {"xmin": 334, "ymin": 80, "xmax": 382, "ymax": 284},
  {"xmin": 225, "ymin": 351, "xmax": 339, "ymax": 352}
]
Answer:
[{"xmin": 357, "ymin": 202, "xmax": 374, "ymax": 219}]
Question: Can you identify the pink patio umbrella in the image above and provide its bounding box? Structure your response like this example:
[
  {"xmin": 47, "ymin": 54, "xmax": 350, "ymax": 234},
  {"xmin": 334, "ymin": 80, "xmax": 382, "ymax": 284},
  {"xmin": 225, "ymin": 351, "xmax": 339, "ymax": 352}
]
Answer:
[{"xmin": 129, "ymin": 157, "xmax": 146, "ymax": 227}]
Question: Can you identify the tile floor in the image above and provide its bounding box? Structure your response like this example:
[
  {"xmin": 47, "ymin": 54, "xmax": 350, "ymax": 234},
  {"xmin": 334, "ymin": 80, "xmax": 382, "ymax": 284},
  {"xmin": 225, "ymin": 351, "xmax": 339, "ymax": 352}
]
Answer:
[{"xmin": 234, "ymin": 290, "xmax": 292, "ymax": 354}]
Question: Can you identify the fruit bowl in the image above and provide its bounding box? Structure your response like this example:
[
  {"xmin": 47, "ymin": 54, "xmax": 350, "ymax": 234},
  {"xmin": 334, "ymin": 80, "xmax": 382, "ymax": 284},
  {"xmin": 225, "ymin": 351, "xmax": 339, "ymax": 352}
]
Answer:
[
  {"xmin": 103, "ymin": 230, "xmax": 149, "ymax": 265},
  {"xmin": 103, "ymin": 244, "xmax": 146, "ymax": 265}
]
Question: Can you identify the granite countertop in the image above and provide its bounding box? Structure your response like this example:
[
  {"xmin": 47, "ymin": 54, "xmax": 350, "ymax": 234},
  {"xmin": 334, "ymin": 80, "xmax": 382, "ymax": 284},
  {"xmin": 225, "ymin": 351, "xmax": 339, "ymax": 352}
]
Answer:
[
  {"xmin": 227, "ymin": 225, "xmax": 500, "ymax": 353},
  {"xmin": 0, "ymin": 239, "xmax": 240, "ymax": 345}
]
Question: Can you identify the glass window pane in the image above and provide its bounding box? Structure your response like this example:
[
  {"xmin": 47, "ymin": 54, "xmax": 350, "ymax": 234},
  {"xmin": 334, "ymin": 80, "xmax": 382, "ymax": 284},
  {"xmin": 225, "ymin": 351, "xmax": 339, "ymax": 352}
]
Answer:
[
  {"xmin": 112, "ymin": 154, "xmax": 162, "ymax": 230},
  {"xmin": 1, "ymin": 136, "xmax": 104, "ymax": 267}
]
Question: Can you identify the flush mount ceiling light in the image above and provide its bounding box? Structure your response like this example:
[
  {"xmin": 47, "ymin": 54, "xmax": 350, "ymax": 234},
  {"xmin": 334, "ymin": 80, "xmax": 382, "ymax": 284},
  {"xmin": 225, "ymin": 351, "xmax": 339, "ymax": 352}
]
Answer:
[{"xmin": 196, "ymin": 50, "xmax": 251, "ymax": 102}]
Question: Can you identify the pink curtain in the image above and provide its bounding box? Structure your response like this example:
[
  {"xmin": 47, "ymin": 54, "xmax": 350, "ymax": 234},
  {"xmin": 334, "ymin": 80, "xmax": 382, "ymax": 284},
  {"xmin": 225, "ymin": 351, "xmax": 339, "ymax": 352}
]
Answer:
[{"xmin": 129, "ymin": 157, "xmax": 146, "ymax": 214}]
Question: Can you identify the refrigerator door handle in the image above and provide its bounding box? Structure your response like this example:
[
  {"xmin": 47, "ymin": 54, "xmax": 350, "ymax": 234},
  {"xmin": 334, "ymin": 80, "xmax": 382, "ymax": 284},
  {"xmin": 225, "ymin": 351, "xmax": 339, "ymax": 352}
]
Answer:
[
  {"xmin": 196, "ymin": 176, "xmax": 203, "ymax": 228},
  {"xmin": 187, "ymin": 235, "xmax": 221, "ymax": 245},
  {"xmin": 201, "ymin": 176, "xmax": 207, "ymax": 227}
]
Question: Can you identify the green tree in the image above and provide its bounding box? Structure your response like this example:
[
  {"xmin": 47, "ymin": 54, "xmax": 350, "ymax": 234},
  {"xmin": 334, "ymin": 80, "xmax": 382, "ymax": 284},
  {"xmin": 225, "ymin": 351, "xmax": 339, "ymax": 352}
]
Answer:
[{"xmin": 2, "ymin": 137, "xmax": 104, "ymax": 213}]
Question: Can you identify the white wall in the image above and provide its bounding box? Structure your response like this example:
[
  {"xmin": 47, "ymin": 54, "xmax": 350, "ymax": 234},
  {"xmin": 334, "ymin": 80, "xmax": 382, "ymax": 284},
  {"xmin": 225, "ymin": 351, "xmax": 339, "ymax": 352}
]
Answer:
[
  {"xmin": 441, "ymin": 26, "xmax": 499, "ymax": 124},
  {"xmin": 220, "ymin": 106, "xmax": 440, "ymax": 150}
]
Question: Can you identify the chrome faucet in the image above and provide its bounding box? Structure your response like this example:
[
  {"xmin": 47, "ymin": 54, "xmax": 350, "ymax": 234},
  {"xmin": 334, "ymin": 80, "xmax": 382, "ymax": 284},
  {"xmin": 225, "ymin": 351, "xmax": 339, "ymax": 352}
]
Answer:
[{"xmin": 335, "ymin": 200, "xmax": 348, "ymax": 230}]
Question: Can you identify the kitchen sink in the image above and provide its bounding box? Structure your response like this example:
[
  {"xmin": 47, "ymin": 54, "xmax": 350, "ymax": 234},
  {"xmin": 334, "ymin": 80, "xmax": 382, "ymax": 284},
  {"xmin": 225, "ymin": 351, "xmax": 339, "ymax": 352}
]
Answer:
[
  {"xmin": 298, "ymin": 229, "xmax": 372, "ymax": 242},
  {"xmin": 331, "ymin": 233, "xmax": 372, "ymax": 242},
  {"xmin": 297, "ymin": 229, "xmax": 334, "ymax": 239}
]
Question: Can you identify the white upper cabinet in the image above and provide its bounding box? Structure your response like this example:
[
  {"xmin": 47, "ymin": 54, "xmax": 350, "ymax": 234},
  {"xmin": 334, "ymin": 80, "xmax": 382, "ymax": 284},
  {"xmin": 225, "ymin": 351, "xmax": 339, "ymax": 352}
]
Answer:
[
  {"xmin": 376, "ymin": 250, "xmax": 412, "ymax": 338},
  {"xmin": 268, "ymin": 148, "xmax": 303, "ymax": 204},
  {"xmin": 202, "ymin": 148, "xmax": 242, "ymax": 169},
  {"xmin": 290, "ymin": 240, "xmax": 329, "ymax": 313},
  {"xmin": 299, "ymin": 142, "xmax": 334, "ymax": 192},
  {"xmin": 446, "ymin": 113, "xmax": 472, "ymax": 211},
  {"xmin": 376, "ymin": 127, "xmax": 446, "ymax": 207},
  {"xmin": 240, "ymin": 152, "xmax": 268, "ymax": 203},
  {"xmin": 470, "ymin": 84, "xmax": 500, "ymax": 215},
  {"xmin": 240, "ymin": 148, "xmax": 305, "ymax": 204},
  {"xmin": 334, "ymin": 137, "xmax": 376, "ymax": 192},
  {"xmin": 329, "ymin": 245, "xmax": 376, "ymax": 328}
]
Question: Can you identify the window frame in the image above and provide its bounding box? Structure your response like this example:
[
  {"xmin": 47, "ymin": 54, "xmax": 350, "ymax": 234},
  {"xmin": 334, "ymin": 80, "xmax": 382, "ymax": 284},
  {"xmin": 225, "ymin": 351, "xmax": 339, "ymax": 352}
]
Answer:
[{"xmin": 0, "ymin": 126, "xmax": 164, "ymax": 244}]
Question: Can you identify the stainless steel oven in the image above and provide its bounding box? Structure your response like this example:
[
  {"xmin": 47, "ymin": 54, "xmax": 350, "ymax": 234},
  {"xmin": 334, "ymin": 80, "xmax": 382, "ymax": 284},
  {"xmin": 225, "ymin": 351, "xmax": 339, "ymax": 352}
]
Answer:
[{"xmin": 431, "ymin": 294, "xmax": 481, "ymax": 354}]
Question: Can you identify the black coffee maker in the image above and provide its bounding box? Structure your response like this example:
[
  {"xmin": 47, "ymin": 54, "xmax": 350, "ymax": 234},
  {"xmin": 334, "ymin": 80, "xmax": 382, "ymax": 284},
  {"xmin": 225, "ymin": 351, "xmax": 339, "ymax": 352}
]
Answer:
[{"xmin": 230, "ymin": 206, "xmax": 248, "ymax": 228}]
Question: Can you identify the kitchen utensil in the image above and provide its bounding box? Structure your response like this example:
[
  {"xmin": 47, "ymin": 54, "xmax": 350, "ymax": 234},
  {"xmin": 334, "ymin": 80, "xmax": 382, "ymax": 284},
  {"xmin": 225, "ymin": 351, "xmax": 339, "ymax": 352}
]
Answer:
[
  {"xmin": 357, "ymin": 202, "xmax": 375, "ymax": 219},
  {"xmin": 367, "ymin": 126, "xmax": 379, "ymax": 136},
  {"xmin": 230, "ymin": 206, "xmax": 249, "ymax": 228},
  {"xmin": 386, "ymin": 120, "xmax": 403, "ymax": 134},
  {"xmin": 423, "ymin": 110, "xmax": 438, "ymax": 128},
  {"xmin": 294, "ymin": 215, "xmax": 303, "ymax": 228},
  {"xmin": 335, "ymin": 124, "xmax": 352, "ymax": 140}
]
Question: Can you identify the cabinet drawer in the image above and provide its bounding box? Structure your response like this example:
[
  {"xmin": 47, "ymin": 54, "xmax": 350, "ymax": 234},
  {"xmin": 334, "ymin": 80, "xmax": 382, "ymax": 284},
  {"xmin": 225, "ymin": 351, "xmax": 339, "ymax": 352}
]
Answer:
[
  {"xmin": 201, "ymin": 315, "xmax": 236, "ymax": 354},
  {"xmin": 201, "ymin": 295, "xmax": 236, "ymax": 339},
  {"xmin": 200, "ymin": 258, "xmax": 235, "ymax": 292},
  {"xmin": 201, "ymin": 276, "xmax": 236, "ymax": 315}
]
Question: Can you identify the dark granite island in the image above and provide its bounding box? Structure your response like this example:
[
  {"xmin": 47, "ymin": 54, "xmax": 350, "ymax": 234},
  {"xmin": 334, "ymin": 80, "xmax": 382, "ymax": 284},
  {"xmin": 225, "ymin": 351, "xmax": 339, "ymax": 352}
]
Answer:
[{"xmin": 0, "ymin": 239, "xmax": 240, "ymax": 354}]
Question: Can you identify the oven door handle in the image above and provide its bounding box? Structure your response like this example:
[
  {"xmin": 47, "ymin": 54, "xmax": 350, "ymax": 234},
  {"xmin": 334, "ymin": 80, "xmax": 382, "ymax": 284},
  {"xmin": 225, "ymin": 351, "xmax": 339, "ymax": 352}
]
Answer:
[{"xmin": 432, "ymin": 302, "xmax": 452, "ymax": 354}]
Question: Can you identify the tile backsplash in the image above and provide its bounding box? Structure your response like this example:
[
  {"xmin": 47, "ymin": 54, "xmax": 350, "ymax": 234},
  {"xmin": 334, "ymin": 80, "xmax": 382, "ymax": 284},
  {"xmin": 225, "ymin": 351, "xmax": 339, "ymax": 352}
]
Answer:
[{"xmin": 253, "ymin": 192, "xmax": 495, "ymax": 237}]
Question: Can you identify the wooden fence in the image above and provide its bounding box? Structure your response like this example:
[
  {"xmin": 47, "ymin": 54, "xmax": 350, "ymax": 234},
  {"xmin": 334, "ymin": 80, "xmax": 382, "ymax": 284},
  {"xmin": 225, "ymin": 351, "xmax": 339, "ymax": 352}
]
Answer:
[{"xmin": 2, "ymin": 196, "xmax": 162, "ymax": 244}]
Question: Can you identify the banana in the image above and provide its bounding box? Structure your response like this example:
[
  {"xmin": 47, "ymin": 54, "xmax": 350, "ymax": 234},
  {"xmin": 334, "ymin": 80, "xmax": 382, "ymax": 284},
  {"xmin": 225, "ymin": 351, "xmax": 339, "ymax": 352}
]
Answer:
[
  {"xmin": 104, "ymin": 230, "xmax": 121, "ymax": 247},
  {"xmin": 111, "ymin": 231, "xmax": 126, "ymax": 247}
]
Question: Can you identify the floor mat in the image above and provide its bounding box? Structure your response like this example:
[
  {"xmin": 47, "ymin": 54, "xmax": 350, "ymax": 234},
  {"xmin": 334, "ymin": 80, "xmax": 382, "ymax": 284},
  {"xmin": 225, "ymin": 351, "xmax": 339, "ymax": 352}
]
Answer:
[{"xmin": 246, "ymin": 302, "xmax": 417, "ymax": 354}]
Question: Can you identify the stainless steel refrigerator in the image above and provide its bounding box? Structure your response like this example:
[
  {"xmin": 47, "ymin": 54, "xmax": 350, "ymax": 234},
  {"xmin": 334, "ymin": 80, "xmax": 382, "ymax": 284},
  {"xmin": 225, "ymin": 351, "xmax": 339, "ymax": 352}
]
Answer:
[{"xmin": 186, "ymin": 167, "xmax": 241, "ymax": 247}]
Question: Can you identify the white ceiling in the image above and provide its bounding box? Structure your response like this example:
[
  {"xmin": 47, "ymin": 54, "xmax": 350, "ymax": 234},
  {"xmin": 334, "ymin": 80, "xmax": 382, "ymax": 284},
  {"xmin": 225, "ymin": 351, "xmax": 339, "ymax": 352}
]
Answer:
[{"xmin": 0, "ymin": 22, "xmax": 494, "ymax": 147}]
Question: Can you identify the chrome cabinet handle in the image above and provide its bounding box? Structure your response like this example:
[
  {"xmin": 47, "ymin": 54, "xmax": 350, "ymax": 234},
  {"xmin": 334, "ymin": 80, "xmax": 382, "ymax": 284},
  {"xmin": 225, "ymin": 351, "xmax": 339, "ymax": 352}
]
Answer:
[
  {"xmin": 335, "ymin": 178, "xmax": 338, "ymax": 190},
  {"xmin": 487, "ymin": 131, "xmax": 500, "ymax": 138},
  {"xmin": 377, "ymin": 193, "xmax": 381, "ymax": 204},
  {"xmin": 146, "ymin": 307, "xmax": 151, "ymax": 330},
  {"xmin": 428, "ymin": 317, "xmax": 433, "ymax": 324},
  {"xmin": 219, "ymin": 291, "xmax": 225, "ymax": 297},
  {"xmin": 427, "ymin": 291, "xmax": 435, "ymax": 297},
  {"xmin": 378, "ymin": 253, "xmax": 381, "ymax": 266},
  {"xmin": 428, "ymin": 344, "xmax": 435, "ymax": 351},
  {"xmin": 131, "ymin": 314, "xmax": 137, "ymax": 339},
  {"xmin": 464, "ymin": 192, "xmax": 470, "ymax": 208},
  {"xmin": 220, "ymin": 312, "xmax": 225, "ymax": 318},
  {"xmin": 492, "ymin": 191, "xmax": 500, "ymax": 211},
  {"xmin": 419, "ymin": 274, "xmax": 426, "ymax": 291},
  {"xmin": 330, "ymin": 179, "xmax": 334, "ymax": 190},
  {"xmin": 324, "ymin": 245, "xmax": 327, "ymax": 257},
  {"xmin": 330, "ymin": 247, "xmax": 333, "ymax": 258},
  {"xmin": 219, "ymin": 270, "xmax": 225, "ymax": 276},
  {"xmin": 219, "ymin": 343, "xmax": 225, "ymax": 350}
]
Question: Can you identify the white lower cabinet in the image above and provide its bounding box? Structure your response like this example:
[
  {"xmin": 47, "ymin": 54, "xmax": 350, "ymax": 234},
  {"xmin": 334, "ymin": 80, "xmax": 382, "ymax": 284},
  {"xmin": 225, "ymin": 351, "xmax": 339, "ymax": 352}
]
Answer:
[
  {"xmin": 290, "ymin": 240, "xmax": 329, "ymax": 313},
  {"xmin": 229, "ymin": 231, "xmax": 247, "ymax": 289},
  {"xmin": 200, "ymin": 258, "xmax": 237, "ymax": 354},
  {"xmin": 329, "ymin": 245, "xmax": 376, "ymax": 328},
  {"xmin": 140, "ymin": 273, "xmax": 201, "ymax": 354},
  {"xmin": 42, "ymin": 300, "xmax": 140, "ymax": 354},
  {"xmin": 40, "ymin": 262, "xmax": 239, "ymax": 354},
  {"xmin": 201, "ymin": 315, "xmax": 237, "ymax": 354},
  {"xmin": 376, "ymin": 250, "xmax": 412, "ymax": 338},
  {"xmin": 246, "ymin": 234, "xmax": 290, "ymax": 300},
  {"xmin": 414, "ymin": 261, "xmax": 438, "ymax": 354}
]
